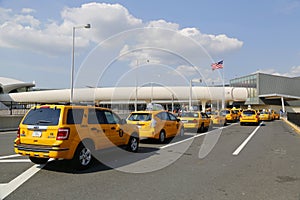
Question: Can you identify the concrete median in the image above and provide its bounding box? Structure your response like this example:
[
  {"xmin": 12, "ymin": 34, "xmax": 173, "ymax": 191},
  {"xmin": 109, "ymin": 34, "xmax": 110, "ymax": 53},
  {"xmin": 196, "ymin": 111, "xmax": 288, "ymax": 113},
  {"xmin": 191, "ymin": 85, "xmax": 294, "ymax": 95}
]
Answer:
[{"xmin": 0, "ymin": 115, "xmax": 23, "ymax": 131}]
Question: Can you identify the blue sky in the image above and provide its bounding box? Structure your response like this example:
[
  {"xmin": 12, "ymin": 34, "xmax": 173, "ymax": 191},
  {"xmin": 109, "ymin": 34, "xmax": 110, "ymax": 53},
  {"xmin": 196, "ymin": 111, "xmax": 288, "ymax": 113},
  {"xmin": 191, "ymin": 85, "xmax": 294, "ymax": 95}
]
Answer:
[{"xmin": 0, "ymin": 0, "xmax": 300, "ymax": 89}]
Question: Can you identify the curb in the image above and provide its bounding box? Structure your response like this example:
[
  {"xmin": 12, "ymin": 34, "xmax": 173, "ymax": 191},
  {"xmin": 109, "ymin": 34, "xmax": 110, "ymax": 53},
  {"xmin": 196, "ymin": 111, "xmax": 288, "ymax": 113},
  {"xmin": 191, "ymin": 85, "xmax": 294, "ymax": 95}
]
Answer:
[{"xmin": 282, "ymin": 117, "xmax": 300, "ymax": 134}]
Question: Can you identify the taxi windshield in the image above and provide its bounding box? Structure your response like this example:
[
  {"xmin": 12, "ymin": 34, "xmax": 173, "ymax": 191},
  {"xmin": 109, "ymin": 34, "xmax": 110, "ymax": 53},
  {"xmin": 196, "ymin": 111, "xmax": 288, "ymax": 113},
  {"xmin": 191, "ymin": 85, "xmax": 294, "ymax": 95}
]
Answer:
[{"xmin": 128, "ymin": 113, "xmax": 152, "ymax": 121}]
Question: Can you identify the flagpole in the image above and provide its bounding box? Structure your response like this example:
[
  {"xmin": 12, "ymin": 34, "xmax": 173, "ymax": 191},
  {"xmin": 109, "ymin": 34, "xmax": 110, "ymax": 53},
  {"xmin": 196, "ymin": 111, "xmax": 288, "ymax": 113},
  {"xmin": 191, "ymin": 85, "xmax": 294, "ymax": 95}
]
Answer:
[
  {"xmin": 211, "ymin": 60, "xmax": 225, "ymax": 110},
  {"xmin": 222, "ymin": 64, "xmax": 225, "ymax": 109}
]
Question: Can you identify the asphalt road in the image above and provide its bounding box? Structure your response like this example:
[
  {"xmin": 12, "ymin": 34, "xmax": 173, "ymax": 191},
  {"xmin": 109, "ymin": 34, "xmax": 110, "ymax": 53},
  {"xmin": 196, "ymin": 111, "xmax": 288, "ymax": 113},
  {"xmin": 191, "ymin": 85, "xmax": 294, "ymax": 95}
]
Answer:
[{"xmin": 1, "ymin": 120, "xmax": 300, "ymax": 200}]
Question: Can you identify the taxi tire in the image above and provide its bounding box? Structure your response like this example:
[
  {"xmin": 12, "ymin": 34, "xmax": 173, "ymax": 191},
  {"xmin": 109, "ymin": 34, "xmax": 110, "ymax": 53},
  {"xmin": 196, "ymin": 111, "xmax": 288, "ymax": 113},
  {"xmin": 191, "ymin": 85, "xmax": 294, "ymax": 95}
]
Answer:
[
  {"xmin": 72, "ymin": 142, "xmax": 94, "ymax": 170},
  {"xmin": 127, "ymin": 136, "xmax": 139, "ymax": 152},
  {"xmin": 198, "ymin": 123, "xmax": 204, "ymax": 133},
  {"xmin": 29, "ymin": 157, "xmax": 49, "ymax": 164},
  {"xmin": 159, "ymin": 130, "xmax": 166, "ymax": 143}
]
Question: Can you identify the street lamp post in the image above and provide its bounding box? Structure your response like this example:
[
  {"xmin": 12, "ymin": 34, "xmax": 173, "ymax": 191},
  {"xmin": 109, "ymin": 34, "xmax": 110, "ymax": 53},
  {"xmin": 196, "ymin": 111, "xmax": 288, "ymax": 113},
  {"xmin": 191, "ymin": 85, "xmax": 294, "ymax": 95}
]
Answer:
[
  {"xmin": 134, "ymin": 59, "xmax": 150, "ymax": 111},
  {"xmin": 70, "ymin": 24, "xmax": 91, "ymax": 104},
  {"xmin": 189, "ymin": 79, "xmax": 202, "ymax": 111}
]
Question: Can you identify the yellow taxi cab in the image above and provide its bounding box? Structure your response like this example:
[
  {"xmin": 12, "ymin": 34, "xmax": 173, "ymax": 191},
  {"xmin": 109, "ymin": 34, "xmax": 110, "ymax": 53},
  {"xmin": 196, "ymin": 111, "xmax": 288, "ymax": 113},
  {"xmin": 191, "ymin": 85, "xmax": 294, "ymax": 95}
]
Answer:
[
  {"xmin": 271, "ymin": 110, "xmax": 280, "ymax": 120},
  {"xmin": 220, "ymin": 109, "xmax": 238, "ymax": 123},
  {"xmin": 209, "ymin": 110, "xmax": 227, "ymax": 126},
  {"xmin": 258, "ymin": 109, "xmax": 272, "ymax": 121},
  {"xmin": 126, "ymin": 110, "xmax": 184, "ymax": 143},
  {"xmin": 232, "ymin": 107, "xmax": 242, "ymax": 119},
  {"xmin": 14, "ymin": 105, "xmax": 139, "ymax": 169},
  {"xmin": 179, "ymin": 111, "xmax": 211, "ymax": 132},
  {"xmin": 240, "ymin": 109, "xmax": 260, "ymax": 125}
]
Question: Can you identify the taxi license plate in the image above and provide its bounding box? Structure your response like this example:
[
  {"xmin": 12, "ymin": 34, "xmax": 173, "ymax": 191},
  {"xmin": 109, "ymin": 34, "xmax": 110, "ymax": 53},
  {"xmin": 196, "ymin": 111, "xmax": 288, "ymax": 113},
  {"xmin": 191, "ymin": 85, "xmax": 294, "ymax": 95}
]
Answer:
[{"xmin": 32, "ymin": 131, "xmax": 42, "ymax": 137}]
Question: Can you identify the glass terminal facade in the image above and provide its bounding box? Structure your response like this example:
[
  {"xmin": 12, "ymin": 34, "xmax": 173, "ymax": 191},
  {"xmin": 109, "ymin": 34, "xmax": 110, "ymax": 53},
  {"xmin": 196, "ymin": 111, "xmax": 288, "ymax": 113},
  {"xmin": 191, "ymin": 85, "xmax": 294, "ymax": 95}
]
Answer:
[{"xmin": 230, "ymin": 74, "xmax": 259, "ymax": 104}]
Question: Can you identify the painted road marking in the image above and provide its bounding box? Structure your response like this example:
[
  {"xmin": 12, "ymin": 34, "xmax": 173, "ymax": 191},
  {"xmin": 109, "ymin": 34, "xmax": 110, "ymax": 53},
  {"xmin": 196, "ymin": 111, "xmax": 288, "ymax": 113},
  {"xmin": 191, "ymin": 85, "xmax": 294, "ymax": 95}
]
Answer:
[
  {"xmin": 0, "ymin": 164, "xmax": 45, "ymax": 200},
  {"xmin": 0, "ymin": 154, "xmax": 21, "ymax": 160},
  {"xmin": 0, "ymin": 124, "xmax": 237, "ymax": 199},
  {"xmin": 0, "ymin": 159, "xmax": 31, "ymax": 163},
  {"xmin": 161, "ymin": 123, "xmax": 236, "ymax": 150},
  {"xmin": 232, "ymin": 122, "xmax": 263, "ymax": 156},
  {"xmin": 0, "ymin": 155, "xmax": 50, "ymax": 199}
]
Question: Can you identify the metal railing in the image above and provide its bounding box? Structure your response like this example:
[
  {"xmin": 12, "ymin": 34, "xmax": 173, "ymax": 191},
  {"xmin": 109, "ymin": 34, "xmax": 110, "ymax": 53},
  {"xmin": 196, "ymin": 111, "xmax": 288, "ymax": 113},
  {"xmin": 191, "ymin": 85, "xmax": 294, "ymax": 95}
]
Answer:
[{"xmin": 0, "ymin": 102, "xmax": 38, "ymax": 116}]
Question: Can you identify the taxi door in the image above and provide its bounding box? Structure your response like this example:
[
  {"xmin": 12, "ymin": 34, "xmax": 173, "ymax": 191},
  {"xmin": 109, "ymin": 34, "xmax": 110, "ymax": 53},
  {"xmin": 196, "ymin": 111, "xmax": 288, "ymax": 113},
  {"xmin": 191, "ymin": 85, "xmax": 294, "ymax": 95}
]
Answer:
[
  {"xmin": 157, "ymin": 111, "xmax": 177, "ymax": 137},
  {"xmin": 102, "ymin": 110, "xmax": 127, "ymax": 146},
  {"xmin": 88, "ymin": 109, "xmax": 111, "ymax": 150},
  {"xmin": 167, "ymin": 112, "xmax": 180, "ymax": 136}
]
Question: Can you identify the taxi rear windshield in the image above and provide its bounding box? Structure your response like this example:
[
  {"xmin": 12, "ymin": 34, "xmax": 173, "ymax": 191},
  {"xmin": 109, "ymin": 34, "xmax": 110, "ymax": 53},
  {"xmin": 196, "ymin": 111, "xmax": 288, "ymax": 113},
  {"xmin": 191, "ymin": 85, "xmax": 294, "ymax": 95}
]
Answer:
[
  {"xmin": 22, "ymin": 108, "xmax": 61, "ymax": 125},
  {"xmin": 181, "ymin": 112, "xmax": 199, "ymax": 118},
  {"xmin": 243, "ymin": 110, "xmax": 256, "ymax": 115},
  {"xmin": 128, "ymin": 113, "xmax": 152, "ymax": 121}
]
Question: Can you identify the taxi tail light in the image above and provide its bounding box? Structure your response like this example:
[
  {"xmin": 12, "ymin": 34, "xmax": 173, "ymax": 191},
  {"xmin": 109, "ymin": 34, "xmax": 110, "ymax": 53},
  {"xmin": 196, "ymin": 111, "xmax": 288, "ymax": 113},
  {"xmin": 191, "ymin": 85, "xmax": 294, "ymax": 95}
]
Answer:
[
  {"xmin": 151, "ymin": 119, "xmax": 157, "ymax": 128},
  {"xmin": 56, "ymin": 128, "xmax": 70, "ymax": 140},
  {"xmin": 17, "ymin": 127, "xmax": 20, "ymax": 138}
]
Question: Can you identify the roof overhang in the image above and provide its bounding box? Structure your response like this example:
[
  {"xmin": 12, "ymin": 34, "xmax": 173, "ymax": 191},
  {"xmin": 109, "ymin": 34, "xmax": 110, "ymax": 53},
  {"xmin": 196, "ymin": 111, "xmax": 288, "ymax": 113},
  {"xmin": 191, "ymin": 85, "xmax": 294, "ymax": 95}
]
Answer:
[{"xmin": 259, "ymin": 93, "xmax": 300, "ymax": 101}]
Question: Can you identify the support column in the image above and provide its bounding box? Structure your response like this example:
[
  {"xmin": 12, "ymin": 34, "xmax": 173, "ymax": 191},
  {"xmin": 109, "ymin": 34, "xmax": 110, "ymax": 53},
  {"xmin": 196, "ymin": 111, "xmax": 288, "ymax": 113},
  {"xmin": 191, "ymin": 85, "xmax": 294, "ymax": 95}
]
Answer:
[
  {"xmin": 281, "ymin": 96, "xmax": 285, "ymax": 113},
  {"xmin": 201, "ymin": 100, "xmax": 207, "ymax": 112}
]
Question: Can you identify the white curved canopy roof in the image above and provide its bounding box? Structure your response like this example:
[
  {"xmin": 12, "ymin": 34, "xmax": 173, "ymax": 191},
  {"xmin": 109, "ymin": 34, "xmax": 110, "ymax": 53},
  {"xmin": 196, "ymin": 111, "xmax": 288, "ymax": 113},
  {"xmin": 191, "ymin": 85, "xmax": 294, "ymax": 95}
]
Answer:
[
  {"xmin": 0, "ymin": 77, "xmax": 35, "ymax": 94},
  {"xmin": 0, "ymin": 86, "xmax": 248, "ymax": 103}
]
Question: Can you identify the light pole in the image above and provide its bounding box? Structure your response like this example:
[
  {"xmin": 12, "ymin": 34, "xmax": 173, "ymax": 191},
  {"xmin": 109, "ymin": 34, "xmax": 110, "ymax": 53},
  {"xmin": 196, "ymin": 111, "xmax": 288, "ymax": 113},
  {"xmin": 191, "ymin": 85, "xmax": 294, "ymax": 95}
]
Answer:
[
  {"xmin": 134, "ymin": 59, "xmax": 149, "ymax": 111},
  {"xmin": 189, "ymin": 78, "xmax": 202, "ymax": 111},
  {"xmin": 70, "ymin": 24, "xmax": 91, "ymax": 104}
]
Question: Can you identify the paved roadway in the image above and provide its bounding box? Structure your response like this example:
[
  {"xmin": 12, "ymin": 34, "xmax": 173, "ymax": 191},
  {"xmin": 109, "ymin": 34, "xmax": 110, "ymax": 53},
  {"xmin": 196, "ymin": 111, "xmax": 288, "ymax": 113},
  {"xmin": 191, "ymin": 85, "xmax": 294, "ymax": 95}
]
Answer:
[{"xmin": 1, "ymin": 120, "xmax": 300, "ymax": 200}]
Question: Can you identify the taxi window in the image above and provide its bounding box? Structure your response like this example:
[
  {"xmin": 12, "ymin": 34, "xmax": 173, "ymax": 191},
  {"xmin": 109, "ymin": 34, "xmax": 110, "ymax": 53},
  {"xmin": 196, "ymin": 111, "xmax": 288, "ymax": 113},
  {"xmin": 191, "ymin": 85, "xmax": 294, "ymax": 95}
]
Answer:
[
  {"xmin": 157, "ymin": 112, "xmax": 170, "ymax": 120},
  {"xmin": 243, "ymin": 110, "xmax": 256, "ymax": 115},
  {"xmin": 104, "ymin": 111, "xmax": 120, "ymax": 124},
  {"xmin": 128, "ymin": 113, "xmax": 152, "ymax": 121},
  {"xmin": 201, "ymin": 113, "xmax": 209, "ymax": 118},
  {"xmin": 220, "ymin": 110, "xmax": 227, "ymax": 116},
  {"xmin": 168, "ymin": 113, "xmax": 177, "ymax": 121},
  {"xmin": 88, "ymin": 109, "xmax": 107, "ymax": 124},
  {"xmin": 67, "ymin": 109, "xmax": 84, "ymax": 124},
  {"xmin": 23, "ymin": 107, "xmax": 61, "ymax": 125},
  {"xmin": 181, "ymin": 112, "xmax": 199, "ymax": 118}
]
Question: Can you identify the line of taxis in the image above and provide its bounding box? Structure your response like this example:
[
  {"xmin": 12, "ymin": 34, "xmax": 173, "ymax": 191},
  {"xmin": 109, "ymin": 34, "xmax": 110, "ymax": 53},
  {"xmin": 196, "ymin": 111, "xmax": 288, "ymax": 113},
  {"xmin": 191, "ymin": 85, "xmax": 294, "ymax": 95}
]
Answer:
[
  {"xmin": 239, "ymin": 108, "xmax": 280, "ymax": 125},
  {"xmin": 13, "ymin": 103, "xmax": 281, "ymax": 170},
  {"xmin": 207, "ymin": 107, "xmax": 280, "ymax": 126}
]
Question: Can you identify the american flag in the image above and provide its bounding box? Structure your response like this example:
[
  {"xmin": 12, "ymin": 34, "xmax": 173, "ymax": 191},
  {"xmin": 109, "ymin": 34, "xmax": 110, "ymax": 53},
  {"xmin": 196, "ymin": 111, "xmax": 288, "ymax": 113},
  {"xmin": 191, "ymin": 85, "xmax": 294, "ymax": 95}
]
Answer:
[{"xmin": 211, "ymin": 60, "xmax": 224, "ymax": 70}]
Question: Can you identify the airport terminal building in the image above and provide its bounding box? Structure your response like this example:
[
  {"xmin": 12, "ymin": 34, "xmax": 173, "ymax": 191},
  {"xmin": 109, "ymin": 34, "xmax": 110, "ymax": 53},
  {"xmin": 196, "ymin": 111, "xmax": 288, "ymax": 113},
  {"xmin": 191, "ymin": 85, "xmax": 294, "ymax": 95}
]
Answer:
[
  {"xmin": 230, "ymin": 73, "xmax": 300, "ymax": 112},
  {"xmin": 1, "ymin": 73, "xmax": 300, "ymax": 113}
]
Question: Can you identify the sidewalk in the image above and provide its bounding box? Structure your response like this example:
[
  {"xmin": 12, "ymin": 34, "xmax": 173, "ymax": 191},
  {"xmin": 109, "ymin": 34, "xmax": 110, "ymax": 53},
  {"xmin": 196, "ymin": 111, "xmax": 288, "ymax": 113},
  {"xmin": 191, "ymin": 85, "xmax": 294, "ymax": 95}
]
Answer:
[{"xmin": 282, "ymin": 117, "xmax": 300, "ymax": 134}]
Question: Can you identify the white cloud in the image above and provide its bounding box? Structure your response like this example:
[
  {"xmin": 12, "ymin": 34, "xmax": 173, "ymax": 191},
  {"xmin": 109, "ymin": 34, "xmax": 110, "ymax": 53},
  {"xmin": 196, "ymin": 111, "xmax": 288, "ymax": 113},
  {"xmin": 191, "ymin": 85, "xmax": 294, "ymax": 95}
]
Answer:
[
  {"xmin": 21, "ymin": 8, "xmax": 36, "ymax": 14},
  {"xmin": 255, "ymin": 65, "xmax": 300, "ymax": 77},
  {"xmin": 0, "ymin": 2, "xmax": 243, "ymax": 58},
  {"xmin": 61, "ymin": 2, "xmax": 143, "ymax": 43},
  {"xmin": 170, "ymin": 65, "xmax": 198, "ymax": 76}
]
